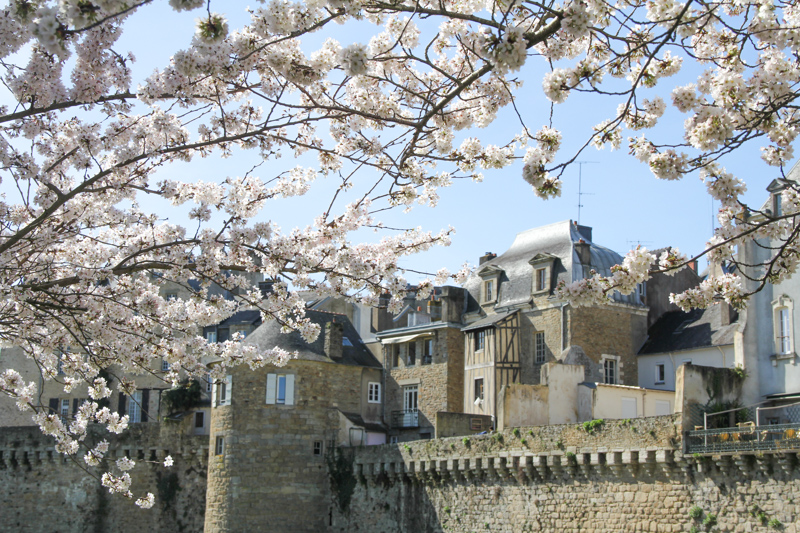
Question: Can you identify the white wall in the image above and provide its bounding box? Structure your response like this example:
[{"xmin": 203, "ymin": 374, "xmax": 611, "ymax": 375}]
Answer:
[
  {"xmin": 581, "ymin": 383, "xmax": 675, "ymax": 421},
  {"xmin": 638, "ymin": 345, "xmax": 735, "ymax": 391}
]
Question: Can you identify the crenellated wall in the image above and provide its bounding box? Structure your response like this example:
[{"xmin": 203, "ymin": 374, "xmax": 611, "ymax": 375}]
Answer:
[
  {"xmin": 332, "ymin": 415, "xmax": 800, "ymax": 532},
  {"xmin": 0, "ymin": 422, "xmax": 208, "ymax": 533}
]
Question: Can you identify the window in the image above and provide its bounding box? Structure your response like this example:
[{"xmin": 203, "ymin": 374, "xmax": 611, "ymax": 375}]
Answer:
[
  {"xmin": 779, "ymin": 307, "xmax": 792, "ymax": 354},
  {"xmin": 773, "ymin": 192, "xmax": 783, "ymax": 217},
  {"xmin": 206, "ymin": 330, "xmax": 217, "ymax": 343},
  {"xmin": 474, "ymin": 378, "xmax": 484, "ymax": 408},
  {"xmin": 423, "ymin": 339, "xmax": 433, "ymax": 364},
  {"xmin": 391, "ymin": 345, "xmax": 400, "ymax": 368},
  {"xmin": 206, "ymin": 373, "xmax": 212, "ymax": 393},
  {"xmin": 535, "ymin": 268, "xmax": 547, "ymax": 292},
  {"xmin": 129, "ymin": 390, "xmax": 142, "ymax": 424},
  {"xmin": 389, "ymin": 436, "xmax": 399, "ymax": 444},
  {"xmin": 535, "ymin": 332, "xmax": 546, "ymax": 364},
  {"xmin": 215, "ymin": 436, "xmax": 225, "ymax": 456},
  {"xmin": 368, "ymin": 382, "xmax": 381, "ymax": 403},
  {"xmin": 60, "ymin": 399, "xmax": 70, "ymax": 422},
  {"xmin": 195, "ymin": 411, "xmax": 205, "ymax": 428},
  {"xmin": 266, "ymin": 373, "xmax": 295, "ymax": 405},
  {"xmin": 655, "ymin": 363, "xmax": 666, "ymax": 384},
  {"xmin": 162, "ymin": 359, "xmax": 170, "ymax": 372},
  {"xmin": 603, "ymin": 359, "xmax": 617, "ymax": 385},
  {"xmin": 407, "ymin": 342, "xmax": 416, "ymax": 366},
  {"xmin": 474, "ymin": 329, "xmax": 486, "ymax": 352},
  {"xmin": 403, "ymin": 385, "xmax": 418, "ymax": 411},
  {"xmin": 165, "ymin": 292, "xmax": 178, "ymax": 301},
  {"xmin": 313, "ymin": 441, "xmax": 323, "ymax": 456},
  {"xmin": 485, "ymin": 280, "xmax": 494, "ymax": 302},
  {"xmin": 213, "ymin": 375, "xmax": 232, "ymax": 407}
]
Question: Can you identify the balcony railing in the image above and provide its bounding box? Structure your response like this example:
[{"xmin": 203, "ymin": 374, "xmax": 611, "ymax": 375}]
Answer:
[
  {"xmin": 391, "ymin": 409, "xmax": 419, "ymax": 428},
  {"xmin": 687, "ymin": 423, "xmax": 800, "ymax": 454},
  {"xmin": 686, "ymin": 401, "xmax": 800, "ymax": 455}
]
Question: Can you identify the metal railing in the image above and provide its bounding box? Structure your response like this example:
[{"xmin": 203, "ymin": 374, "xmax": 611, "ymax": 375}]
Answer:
[
  {"xmin": 687, "ymin": 401, "xmax": 800, "ymax": 454},
  {"xmin": 391, "ymin": 409, "xmax": 419, "ymax": 428}
]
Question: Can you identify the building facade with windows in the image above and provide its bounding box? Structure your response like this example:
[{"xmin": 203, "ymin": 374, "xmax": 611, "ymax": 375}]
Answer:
[
  {"xmin": 736, "ymin": 172, "xmax": 800, "ymax": 410},
  {"xmin": 205, "ymin": 309, "xmax": 384, "ymax": 533},
  {"xmin": 637, "ymin": 303, "xmax": 740, "ymax": 391},
  {"xmin": 374, "ymin": 286, "xmax": 469, "ymax": 442},
  {"xmin": 460, "ymin": 220, "xmax": 650, "ymax": 420}
]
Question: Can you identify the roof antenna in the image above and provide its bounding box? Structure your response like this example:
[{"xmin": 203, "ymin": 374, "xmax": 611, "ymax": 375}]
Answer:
[{"xmin": 576, "ymin": 161, "xmax": 598, "ymax": 224}]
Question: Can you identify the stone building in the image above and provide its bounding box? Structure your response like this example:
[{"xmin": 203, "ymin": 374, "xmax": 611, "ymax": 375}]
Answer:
[
  {"xmin": 204, "ymin": 309, "xmax": 384, "ymax": 533},
  {"xmin": 460, "ymin": 220, "xmax": 649, "ymax": 420},
  {"xmin": 374, "ymin": 286, "xmax": 470, "ymax": 442}
]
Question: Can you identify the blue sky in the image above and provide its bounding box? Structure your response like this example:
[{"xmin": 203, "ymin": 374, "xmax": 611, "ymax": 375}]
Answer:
[{"xmin": 21, "ymin": 3, "xmax": 791, "ymax": 282}]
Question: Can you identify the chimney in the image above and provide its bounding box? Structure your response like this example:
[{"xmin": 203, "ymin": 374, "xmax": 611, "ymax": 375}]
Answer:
[
  {"xmin": 719, "ymin": 303, "xmax": 733, "ymax": 327},
  {"xmin": 324, "ymin": 320, "xmax": 344, "ymax": 361},
  {"xmin": 575, "ymin": 238, "xmax": 592, "ymax": 266},
  {"xmin": 479, "ymin": 252, "xmax": 496, "ymax": 265}
]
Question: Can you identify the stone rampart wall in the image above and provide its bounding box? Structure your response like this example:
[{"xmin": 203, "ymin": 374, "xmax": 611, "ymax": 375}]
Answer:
[
  {"xmin": 0, "ymin": 422, "xmax": 207, "ymax": 533},
  {"xmin": 332, "ymin": 415, "xmax": 799, "ymax": 532}
]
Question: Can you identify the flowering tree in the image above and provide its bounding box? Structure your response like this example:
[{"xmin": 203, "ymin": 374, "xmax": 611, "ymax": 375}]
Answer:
[{"xmin": 0, "ymin": 0, "xmax": 797, "ymax": 504}]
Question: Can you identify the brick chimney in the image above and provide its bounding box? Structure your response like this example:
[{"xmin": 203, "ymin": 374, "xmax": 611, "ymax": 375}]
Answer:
[
  {"xmin": 324, "ymin": 320, "xmax": 343, "ymax": 361},
  {"xmin": 479, "ymin": 252, "xmax": 496, "ymax": 265},
  {"xmin": 575, "ymin": 238, "xmax": 592, "ymax": 266}
]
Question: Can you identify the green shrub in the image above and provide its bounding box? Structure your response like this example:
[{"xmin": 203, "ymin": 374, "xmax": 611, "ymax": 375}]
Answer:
[
  {"xmin": 512, "ymin": 427, "xmax": 521, "ymax": 438},
  {"xmin": 689, "ymin": 506, "xmax": 703, "ymax": 520},
  {"xmin": 768, "ymin": 518, "xmax": 782, "ymax": 529},
  {"xmin": 702, "ymin": 513, "xmax": 717, "ymax": 528},
  {"xmin": 162, "ymin": 379, "xmax": 202, "ymax": 414},
  {"xmin": 582, "ymin": 419, "xmax": 605, "ymax": 434}
]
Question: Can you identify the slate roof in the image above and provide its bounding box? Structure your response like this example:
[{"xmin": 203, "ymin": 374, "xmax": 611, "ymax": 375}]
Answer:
[
  {"xmin": 638, "ymin": 305, "xmax": 739, "ymax": 355},
  {"xmin": 463, "ymin": 220, "xmax": 642, "ymax": 313},
  {"xmin": 243, "ymin": 309, "xmax": 381, "ymax": 368},
  {"xmin": 217, "ymin": 309, "xmax": 262, "ymax": 327}
]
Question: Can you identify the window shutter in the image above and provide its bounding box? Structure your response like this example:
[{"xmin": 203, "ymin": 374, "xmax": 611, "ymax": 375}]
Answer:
[
  {"xmin": 285, "ymin": 374, "xmax": 295, "ymax": 406},
  {"xmin": 221, "ymin": 375, "xmax": 232, "ymax": 406},
  {"xmin": 48, "ymin": 398, "xmax": 59, "ymax": 415},
  {"xmin": 118, "ymin": 392, "xmax": 127, "ymax": 416},
  {"xmin": 211, "ymin": 381, "xmax": 218, "ymax": 408},
  {"xmin": 141, "ymin": 389, "xmax": 150, "ymax": 422},
  {"xmin": 72, "ymin": 398, "xmax": 79, "ymax": 416},
  {"xmin": 266, "ymin": 373, "xmax": 276, "ymax": 404}
]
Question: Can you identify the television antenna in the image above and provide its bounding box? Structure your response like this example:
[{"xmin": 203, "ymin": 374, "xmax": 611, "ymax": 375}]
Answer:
[{"xmin": 576, "ymin": 161, "xmax": 598, "ymax": 224}]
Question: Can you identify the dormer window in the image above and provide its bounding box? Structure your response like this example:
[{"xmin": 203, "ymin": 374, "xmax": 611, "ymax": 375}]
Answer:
[
  {"xmin": 535, "ymin": 268, "xmax": 547, "ymax": 292},
  {"xmin": 477, "ymin": 264, "xmax": 503, "ymax": 306},
  {"xmin": 529, "ymin": 253, "xmax": 556, "ymax": 296}
]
